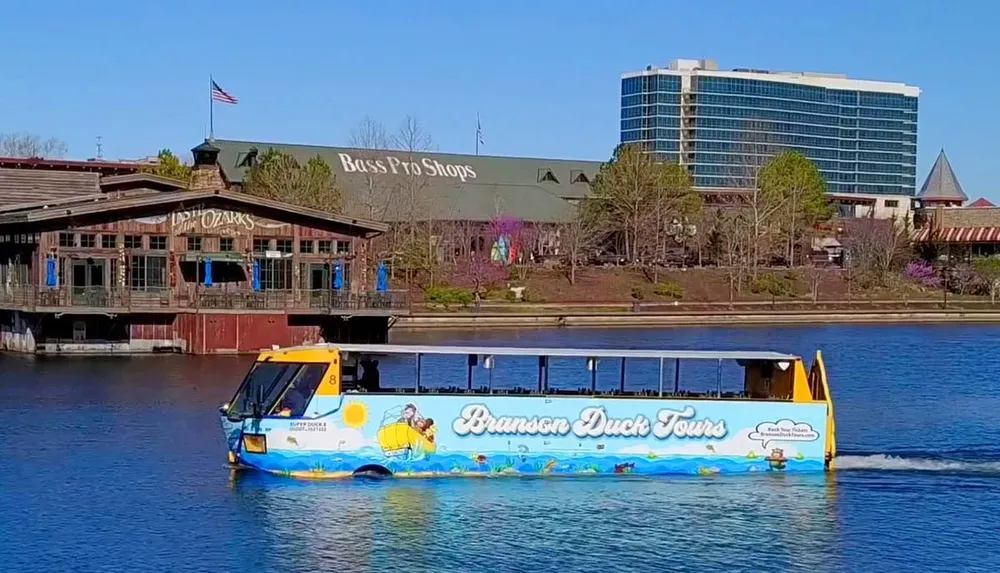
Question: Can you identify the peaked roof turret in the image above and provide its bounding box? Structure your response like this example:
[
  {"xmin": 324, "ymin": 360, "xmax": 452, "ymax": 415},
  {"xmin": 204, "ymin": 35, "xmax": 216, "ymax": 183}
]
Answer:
[{"xmin": 918, "ymin": 149, "xmax": 967, "ymax": 202}]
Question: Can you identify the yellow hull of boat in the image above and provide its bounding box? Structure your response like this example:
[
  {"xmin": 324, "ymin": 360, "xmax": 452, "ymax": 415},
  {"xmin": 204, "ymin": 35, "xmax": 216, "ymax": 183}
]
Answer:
[{"xmin": 376, "ymin": 422, "xmax": 437, "ymax": 456}]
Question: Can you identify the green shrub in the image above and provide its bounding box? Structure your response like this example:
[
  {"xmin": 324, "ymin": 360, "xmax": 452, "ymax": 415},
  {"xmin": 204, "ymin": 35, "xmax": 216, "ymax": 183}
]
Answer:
[
  {"xmin": 630, "ymin": 286, "xmax": 645, "ymax": 300},
  {"xmin": 652, "ymin": 281, "xmax": 684, "ymax": 299},
  {"xmin": 749, "ymin": 274, "xmax": 796, "ymax": 297},
  {"xmin": 426, "ymin": 286, "xmax": 475, "ymax": 307}
]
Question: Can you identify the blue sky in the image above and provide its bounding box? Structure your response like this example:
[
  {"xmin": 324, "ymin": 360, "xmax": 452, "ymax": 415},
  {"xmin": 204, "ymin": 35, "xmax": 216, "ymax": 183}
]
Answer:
[{"xmin": 3, "ymin": 0, "xmax": 997, "ymax": 199}]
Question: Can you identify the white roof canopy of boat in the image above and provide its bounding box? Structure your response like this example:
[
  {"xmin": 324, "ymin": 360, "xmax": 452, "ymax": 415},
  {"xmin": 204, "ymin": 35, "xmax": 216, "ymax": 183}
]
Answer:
[{"xmin": 329, "ymin": 344, "xmax": 798, "ymax": 362}]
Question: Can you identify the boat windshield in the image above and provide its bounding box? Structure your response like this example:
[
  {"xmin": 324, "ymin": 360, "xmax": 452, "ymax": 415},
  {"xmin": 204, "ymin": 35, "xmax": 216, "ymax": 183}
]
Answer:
[{"xmin": 224, "ymin": 361, "xmax": 327, "ymax": 421}]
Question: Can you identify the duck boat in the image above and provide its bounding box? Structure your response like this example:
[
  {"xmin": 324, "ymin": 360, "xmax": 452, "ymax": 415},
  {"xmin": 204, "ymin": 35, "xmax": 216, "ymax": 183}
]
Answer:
[{"xmin": 219, "ymin": 344, "xmax": 837, "ymax": 478}]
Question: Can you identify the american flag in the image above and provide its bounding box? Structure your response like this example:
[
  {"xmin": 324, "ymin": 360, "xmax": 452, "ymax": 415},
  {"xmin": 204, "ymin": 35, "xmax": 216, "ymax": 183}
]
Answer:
[{"xmin": 211, "ymin": 80, "xmax": 238, "ymax": 104}]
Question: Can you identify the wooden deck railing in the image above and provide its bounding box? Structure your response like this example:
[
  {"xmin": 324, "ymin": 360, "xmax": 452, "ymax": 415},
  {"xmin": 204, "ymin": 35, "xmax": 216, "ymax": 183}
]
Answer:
[{"xmin": 0, "ymin": 285, "xmax": 409, "ymax": 313}]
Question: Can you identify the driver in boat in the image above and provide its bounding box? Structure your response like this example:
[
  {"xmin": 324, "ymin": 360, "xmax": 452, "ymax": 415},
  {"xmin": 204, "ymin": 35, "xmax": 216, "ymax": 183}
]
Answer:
[{"xmin": 275, "ymin": 384, "xmax": 309, "ymax": 417}]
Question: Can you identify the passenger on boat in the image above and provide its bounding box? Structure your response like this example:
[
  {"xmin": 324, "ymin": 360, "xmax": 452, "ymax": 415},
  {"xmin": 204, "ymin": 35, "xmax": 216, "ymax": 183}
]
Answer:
[{"xmin": 358, "ymin": 359, "xmax": 381, "ymax": 392}]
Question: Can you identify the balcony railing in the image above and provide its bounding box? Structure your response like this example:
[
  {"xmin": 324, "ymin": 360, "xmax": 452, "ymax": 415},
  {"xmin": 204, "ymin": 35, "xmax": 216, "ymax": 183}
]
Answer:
[{"xmin": 0, "ymin": 285, "xmax": 409, "ymax": 313}]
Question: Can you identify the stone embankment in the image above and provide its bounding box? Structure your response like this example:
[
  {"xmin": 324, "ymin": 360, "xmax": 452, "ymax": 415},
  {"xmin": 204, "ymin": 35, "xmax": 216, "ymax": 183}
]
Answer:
[{"xmin": 394, "ymin": 300, "xmax": 1000, "ymax": 329}]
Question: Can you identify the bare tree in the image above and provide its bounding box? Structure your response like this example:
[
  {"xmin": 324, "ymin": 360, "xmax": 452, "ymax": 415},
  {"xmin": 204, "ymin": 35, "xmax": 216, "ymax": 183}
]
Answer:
[
  {"xmin": 390, "ymin": 116, "xmax": 435, "ymax": 230},
  {"xmin": 389, "ymin": 116, "xmax": 438, "ymax": 285},
  {"xmin": 802, "ymin": 266, "xmax": 826, "ymax": 303},
  {"xmin": 351, "ymin": 115, "xmax": 389, "ymax": 150},
  {"xmin": 684, "ymin": 205, "xmax": 717, "ymax": 267},
  {"xmin": 560, "ymin": 201, "xmax": 603, "ymax": 285},
  {"xmin": 347, "ymin": 116, "xmax": 396, "ymax": 222},
  {"xmin": 0, "ymin": 132, "xmax": 68, "ymax": 158},
  {"xmin": 725, "ymin": 119, "xmax": 788, "ymax": 275},
  {"xmin": 448, "ymin": 219, "xmax": 483, "ymax": 260},
  {"xmin": 716, "ymin": 209, "xmax": 754, "ymax": 301},
  {"xmin": 973, "ymin": 257, "xmax": 1000, "ymax": 304},
  {"xmin": 842, "ymin": 217, "xmax": 909, "ymax": 289},
  {"xmin": 391, "ymin": 116, "xmax": 434, "ymax": 154}
]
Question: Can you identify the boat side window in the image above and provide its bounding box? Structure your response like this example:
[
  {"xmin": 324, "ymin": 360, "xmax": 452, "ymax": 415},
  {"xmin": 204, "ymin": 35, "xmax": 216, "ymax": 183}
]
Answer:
[
  {"xmin": 324, "ymin": 351, "xmax": 796, "ymax": 401},
  {"xmin": 340, "ymin": 356, "xmax": 360, "ymax": 392},
  {"xmin": 270, "ymin": 364, "xmax": 329, "ymax": 417},
  {"xmin": 743, "ymin": 360, "xmax": 794, "ymax": 401},
  {"xmin": 341, "ymin": 355, "xmax": 390, "ymax": 393}
]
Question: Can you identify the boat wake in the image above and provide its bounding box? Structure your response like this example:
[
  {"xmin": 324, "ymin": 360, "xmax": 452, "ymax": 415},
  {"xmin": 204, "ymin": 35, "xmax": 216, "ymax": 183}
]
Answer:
[{"xmin": 837, "ymin": 454, "xmax": 1000, "ymax": 474}]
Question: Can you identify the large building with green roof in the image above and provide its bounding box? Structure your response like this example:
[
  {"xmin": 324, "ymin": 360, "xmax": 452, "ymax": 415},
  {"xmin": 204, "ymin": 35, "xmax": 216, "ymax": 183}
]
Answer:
[{"xmin": 206, "ymin": 139, "xmax": 602, "ymax": 224}]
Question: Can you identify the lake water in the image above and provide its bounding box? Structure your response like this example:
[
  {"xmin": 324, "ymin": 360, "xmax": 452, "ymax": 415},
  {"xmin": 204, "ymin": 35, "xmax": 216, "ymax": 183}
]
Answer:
[{"xmin": 2, "ymin": 324, "xmax": 1000, "ymax": 572}]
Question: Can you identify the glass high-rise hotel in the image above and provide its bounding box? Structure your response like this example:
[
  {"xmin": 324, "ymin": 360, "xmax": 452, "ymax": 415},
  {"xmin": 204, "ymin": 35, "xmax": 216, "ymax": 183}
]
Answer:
[{"xmin": 621, "ymin": 59, "xmax": 919, "ymax": 196}]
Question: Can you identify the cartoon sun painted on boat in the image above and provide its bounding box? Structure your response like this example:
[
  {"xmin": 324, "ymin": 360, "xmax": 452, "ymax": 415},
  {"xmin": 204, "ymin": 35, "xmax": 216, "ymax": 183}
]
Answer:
[
  {"xmin": 376, "ymin": 403, "xmax": 437, "ymax": 459},
  {"xmin": 341, "ymin": 400, "xmax": 369, "ymax": 429}
]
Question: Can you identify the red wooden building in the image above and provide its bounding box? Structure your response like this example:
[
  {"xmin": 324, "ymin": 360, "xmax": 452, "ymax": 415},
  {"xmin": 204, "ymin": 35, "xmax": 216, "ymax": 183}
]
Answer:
[{"xmin": 0, "ymin": 149, "xmax": 403, "ymax": 355}]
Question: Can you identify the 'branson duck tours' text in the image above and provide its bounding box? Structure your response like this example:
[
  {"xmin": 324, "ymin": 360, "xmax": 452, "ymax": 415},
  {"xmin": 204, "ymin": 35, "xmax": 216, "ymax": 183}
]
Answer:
[{"xmin": 451, "ymin": 405, "xmax": 728, "ymax": 440}]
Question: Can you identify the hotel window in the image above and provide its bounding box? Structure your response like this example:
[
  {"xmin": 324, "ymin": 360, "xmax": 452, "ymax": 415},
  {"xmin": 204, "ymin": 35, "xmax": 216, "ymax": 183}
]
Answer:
[
  {"xmin": 187, "ymin": 236, "xmax": 202, "ymax": 251},
  {"xmin": 149, "ymin": 235, "xmax": 167, "ymax": 250},
  {"xmin": 124, "ymin": 235, "xmax": 142, "ymax": 249},
  {"xmin": 335, "ymin": 240, "xmax": 350, "ymax": 254},
  {"xmin": 317, "ymin": 240, "xmax": 332, "ymax": 254},
  {"xmin": 101, "ymin": 234, "xmax": 116, "ymax": 249},
  {"xmin": 58, "ymin": 233, "xmax": 75, "ymax": 248},
  {"xmin": 275, "ymin": 239, "xmax": 293, "ymax": 254},
  {"xmin": 252, "ymin": 238, "xmax": 269, "ymax": 253},
  {"xmin": 299, "ymin": 240, "xmax": 314, "ymax": 254},
  {"xmin": 79, "ymin": 233, "xmax": 96, "ymax": 248},
  {"xmin": 884, "ymin": 200, "xmax": 899, "ymax": 208},
  {"xmin": 220, "ymin": 237, "xmax": 234, "ymax": 252}
]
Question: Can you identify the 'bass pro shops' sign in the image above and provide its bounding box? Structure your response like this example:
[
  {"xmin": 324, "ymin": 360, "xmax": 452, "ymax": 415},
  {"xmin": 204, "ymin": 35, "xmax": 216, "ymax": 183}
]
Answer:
[{"xmin": 337, "ymin": 152, "xmax": 477, "ymax": 182}]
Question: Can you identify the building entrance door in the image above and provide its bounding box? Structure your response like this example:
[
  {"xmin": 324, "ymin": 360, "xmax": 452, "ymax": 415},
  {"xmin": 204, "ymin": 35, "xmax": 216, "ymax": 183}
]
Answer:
[{"xmin": 309, "ymin": 263, "xmax": 329, "ymax": 306}]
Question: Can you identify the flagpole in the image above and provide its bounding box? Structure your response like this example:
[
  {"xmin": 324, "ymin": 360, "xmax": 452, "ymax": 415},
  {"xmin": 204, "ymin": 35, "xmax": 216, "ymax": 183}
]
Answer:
[
  {"xmin": 476, "ymin": 112, "xmax": 480, "ymax": 156},
  {"xmin": 209, "ymin": 75, "xmax": 214, "ymax": 140}
]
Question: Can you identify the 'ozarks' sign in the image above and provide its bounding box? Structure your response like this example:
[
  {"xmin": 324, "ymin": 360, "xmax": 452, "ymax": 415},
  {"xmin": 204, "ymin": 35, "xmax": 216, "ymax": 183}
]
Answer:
[{"xmin": 134, "ymin": 206, "xmax": 288, "ymax": 236}]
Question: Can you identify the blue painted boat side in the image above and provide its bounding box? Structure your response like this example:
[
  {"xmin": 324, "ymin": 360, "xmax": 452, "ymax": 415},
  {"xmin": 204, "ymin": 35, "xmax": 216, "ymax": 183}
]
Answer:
[{"xmin": 224, "ymin": 394, "xmax": 828, "ymax": 477}]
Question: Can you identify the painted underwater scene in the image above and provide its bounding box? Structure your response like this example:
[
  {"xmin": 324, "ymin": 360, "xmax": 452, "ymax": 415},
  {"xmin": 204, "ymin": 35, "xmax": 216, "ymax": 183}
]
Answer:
[
  {"xmin": 230, "ymin": 395, "xmax": 829, "ymax": 478},
  {"xmin": 242, "ymin": 447, "xmax": 825, "ymax": 477}
]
